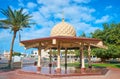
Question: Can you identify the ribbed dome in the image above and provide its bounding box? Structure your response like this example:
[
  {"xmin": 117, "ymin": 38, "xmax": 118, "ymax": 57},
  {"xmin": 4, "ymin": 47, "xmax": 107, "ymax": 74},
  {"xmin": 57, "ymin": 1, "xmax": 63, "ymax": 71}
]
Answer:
[{"xmin": 50, "ymin": 21, "xmax": 76, "ymax": 37}]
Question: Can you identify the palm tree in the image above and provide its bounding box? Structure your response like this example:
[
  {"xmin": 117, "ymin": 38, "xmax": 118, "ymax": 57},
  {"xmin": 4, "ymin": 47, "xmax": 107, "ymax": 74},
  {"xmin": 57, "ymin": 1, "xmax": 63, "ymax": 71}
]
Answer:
[{"xmin": 0, "ymin": 7, "xmax": 33, "ymax": 68}]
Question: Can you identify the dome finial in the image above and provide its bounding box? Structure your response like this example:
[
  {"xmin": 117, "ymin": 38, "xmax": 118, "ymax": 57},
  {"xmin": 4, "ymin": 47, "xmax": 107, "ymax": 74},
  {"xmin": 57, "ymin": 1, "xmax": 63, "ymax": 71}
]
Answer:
[{"xmin": 62, "ymin": 11, "xmax": 64, "ymax": 22}]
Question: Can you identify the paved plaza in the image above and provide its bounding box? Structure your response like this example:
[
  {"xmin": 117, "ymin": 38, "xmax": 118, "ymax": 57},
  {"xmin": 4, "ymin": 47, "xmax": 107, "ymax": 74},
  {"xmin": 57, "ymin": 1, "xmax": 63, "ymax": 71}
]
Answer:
[{"xmin": 0, "ymin": 68, "xmax": 120, "ymax": 79}]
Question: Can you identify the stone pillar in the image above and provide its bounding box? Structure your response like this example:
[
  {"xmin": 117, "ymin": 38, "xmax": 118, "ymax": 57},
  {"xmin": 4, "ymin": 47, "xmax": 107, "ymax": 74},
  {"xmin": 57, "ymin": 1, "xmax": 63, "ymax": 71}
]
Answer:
[
  {"xmin": 88, "ymin": 44, "xmax": 92, "ymax": 68},
  {"xmin": 56, "ymin": 44, "xmax": 61, "ymax": 73},
  {"xmin": 37, "ymin": 46, "xmax": 41, "ymax": 71},
  {"xmin": 80, "ymin": 43, "xmax": 85, "ymax": 71}
]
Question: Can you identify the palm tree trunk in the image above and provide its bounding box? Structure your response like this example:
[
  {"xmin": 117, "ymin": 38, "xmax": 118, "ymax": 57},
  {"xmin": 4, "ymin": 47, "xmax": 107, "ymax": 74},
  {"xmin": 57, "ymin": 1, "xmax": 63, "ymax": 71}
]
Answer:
[{"xmin": 8, "ymin": 31, "xmax": 17, "ymax": 68}]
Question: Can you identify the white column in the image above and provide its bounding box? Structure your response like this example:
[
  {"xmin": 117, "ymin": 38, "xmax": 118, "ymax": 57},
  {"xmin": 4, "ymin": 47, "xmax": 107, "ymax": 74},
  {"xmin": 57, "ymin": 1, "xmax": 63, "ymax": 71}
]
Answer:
[
  {"xmin": 81, "ymin": 56, "xmax": 85, "ymax": 68},
  {"xmin": 37, "ymin": 55, "xmax": 41, "ymax": 67},
  {"xmin": 57, "ymin": 47, "xmax": 60, "ymax": 68},
  {"xmin": 56, "ymin": 43, "xmax": 61, "ymax": 73},
  {"xmin": 81, "ymin": 43, "xmax": 85, "ymax": 68},
  {"xmin": 37, "ymin": 46, "xmax": 41, "ymax": 71},
  {"xmin": 88, "ymin": 44, "xmax": 91, "ymax": 68}
]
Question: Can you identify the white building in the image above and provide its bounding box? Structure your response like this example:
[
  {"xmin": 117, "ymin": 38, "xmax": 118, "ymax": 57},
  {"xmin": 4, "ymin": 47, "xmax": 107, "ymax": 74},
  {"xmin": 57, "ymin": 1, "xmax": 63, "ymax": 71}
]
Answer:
[
  {"xmin": 3, "ymin": 50, "xmax": 10, "ymax": 59},
  {"xmin": 30, "ymin": 49, "xmax": 49, "ymax": 58}
]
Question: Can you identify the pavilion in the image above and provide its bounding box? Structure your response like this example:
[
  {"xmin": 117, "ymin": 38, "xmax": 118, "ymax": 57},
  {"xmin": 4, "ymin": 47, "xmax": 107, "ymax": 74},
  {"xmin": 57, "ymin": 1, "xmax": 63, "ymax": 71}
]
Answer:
[{"xmin": 20, "ymin": 19, "xmax": 106, "ymax": 73}]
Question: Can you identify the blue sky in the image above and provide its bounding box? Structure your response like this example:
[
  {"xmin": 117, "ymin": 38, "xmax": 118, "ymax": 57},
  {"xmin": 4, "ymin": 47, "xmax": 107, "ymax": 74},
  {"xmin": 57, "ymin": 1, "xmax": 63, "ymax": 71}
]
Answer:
[{"xmin": 0, "ymin": 0, "xmax": 120, "ymax": 54}]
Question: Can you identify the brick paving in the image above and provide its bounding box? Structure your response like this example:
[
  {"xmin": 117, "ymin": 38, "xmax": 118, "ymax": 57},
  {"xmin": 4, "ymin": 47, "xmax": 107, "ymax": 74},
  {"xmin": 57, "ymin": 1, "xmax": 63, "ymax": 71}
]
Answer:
[{"xmin": 0, "ymin": 68, "xmax": 120, "ymax": 79}]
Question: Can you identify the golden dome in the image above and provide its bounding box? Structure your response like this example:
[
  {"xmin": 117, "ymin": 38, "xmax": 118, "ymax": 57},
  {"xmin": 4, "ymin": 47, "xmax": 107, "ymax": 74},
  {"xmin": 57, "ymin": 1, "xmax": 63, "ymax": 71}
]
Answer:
[{"xmin": 50, "ymin": 21, "xmax": 76, "ymax": 37}]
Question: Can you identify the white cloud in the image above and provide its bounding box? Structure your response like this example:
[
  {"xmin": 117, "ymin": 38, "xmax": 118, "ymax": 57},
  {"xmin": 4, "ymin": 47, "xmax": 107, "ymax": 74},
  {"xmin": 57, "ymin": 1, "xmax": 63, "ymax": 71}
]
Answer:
[
  {"xmin": 21, "ymin": 27, "xmax": 51, "ymax": 40},
  {"xmin": 73, "ymin": 22, "xmax": 99, "ymax": 36},
  {"xmin": 31, "ymin": 11, "xmax": 55, "ymax": 27},
  {"xmin": 36, "ymin": 4, "xmax": 95, "ymax": 22},
  {"xmin": 95, "ymin": 15, "xmax": 110, "ymax": 24},
  {"xmin": 17, "ymin": 0, "xmax": 24, "ymax": 7},
  {"xmin": 1, "ymin": 0, "xmax": 97, "ymax": 41},
  {"xmin": 32, "ymin": 11, "xmax": 45, "ymax": 23},
  {"xmin": 37, "ymin": 0, "xmax": 70, "ymax": 6},
  {"xmin": 27, "ymin": 2, "xmax": 37, "ymax": 9},
  {"xmin": 62, "ymin": 6, "xmax": 95, "ymax": 22},
  {"xmin": 23, "ymin": 0, "xmax": 96, "ymax": 40},
  {"xmin": 0, "ymin": 30, "xmax": 11, "ymax": 39},
  {"xmin": 73, "ymin": 0, "xmax": 91, "ymax": 3},
  {"xmin": 105, "ymin": 5, "xmax": 112, "ymax": 10}
]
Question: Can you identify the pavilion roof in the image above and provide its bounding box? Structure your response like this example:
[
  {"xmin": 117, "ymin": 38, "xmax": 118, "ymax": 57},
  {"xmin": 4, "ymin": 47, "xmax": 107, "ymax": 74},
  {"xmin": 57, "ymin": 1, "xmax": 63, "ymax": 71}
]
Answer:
[{"xmin": 20, "ymin": 36, "xmax": 107, "ymax": 49}]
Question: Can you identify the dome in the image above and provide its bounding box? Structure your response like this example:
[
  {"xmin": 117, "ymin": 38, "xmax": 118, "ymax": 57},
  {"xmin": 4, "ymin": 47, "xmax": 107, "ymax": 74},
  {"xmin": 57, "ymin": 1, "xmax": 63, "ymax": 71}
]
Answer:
[{"xmin": 50, "ymin": 21, "xmax": 76, "ymax": 37}]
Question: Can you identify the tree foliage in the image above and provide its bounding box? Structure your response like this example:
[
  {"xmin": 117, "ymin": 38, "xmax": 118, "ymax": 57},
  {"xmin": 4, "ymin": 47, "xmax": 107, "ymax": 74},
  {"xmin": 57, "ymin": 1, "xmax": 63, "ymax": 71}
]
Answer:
[
  {"xmin": 92, "ymin": 23, "xmax": 120, "ymax": 45},
  {"xmin": 91, "ymin": 22, "xmax": 120, "ymax": 61},
  {"xmin": 79, "ymin": 32, "xmax": 86, "ymax": 37},
  {"xmin": 12, "ymin": 52, "xmax": 21, "ymax": 56}
]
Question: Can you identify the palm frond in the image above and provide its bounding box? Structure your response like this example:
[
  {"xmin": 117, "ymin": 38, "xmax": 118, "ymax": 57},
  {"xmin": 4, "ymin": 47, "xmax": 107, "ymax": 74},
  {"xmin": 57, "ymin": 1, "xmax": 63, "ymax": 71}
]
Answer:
[
  {"xmin": 0, "ymin": 9, "xmax": 9, "ymax": 18},
  {"xmin": 0, "ymin": 20, "xmax": 11, "ymax": 29},
  {"xmin": 8, "ymin": 7, "xmax": 15, "ymax": 20},
  {"xmin": 0, "ymin": 6, "xmax": 34, "ymax": 31}
]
